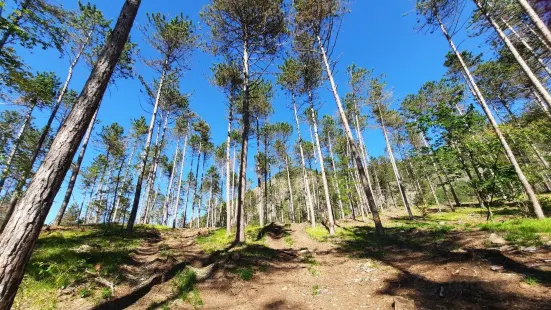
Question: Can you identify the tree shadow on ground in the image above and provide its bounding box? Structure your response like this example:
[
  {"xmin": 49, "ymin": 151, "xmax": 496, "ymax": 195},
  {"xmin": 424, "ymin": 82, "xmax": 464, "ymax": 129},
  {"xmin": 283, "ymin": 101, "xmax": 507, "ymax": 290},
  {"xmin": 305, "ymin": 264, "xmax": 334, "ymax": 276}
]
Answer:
[{"xmin": 335, "ymin": 225, "xmax": 551, "ymax": 309}]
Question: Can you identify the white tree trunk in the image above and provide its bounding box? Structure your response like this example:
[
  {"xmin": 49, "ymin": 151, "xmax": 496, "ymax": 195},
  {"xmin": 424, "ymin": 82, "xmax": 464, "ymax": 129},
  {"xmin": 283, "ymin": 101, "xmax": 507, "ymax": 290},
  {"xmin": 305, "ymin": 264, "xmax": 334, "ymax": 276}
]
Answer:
[
  {"xmin": 162, "ymin": 139, "xmax": 180, "ymax": 225},
  {"xmin": 172, "ymin": 133, "xmax": 188, "ymax": 228},
  {"xmin": 517, "ymin": 0, "xmax": 551, "ymax": 50}
]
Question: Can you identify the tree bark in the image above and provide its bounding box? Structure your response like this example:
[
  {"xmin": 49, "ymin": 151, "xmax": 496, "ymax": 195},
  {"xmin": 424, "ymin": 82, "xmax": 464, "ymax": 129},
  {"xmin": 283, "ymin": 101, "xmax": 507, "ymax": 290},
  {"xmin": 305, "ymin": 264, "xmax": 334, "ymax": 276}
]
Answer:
[
  {"xmin": 162, "ymin": 139, "xmax": 180, "ymax": 225},
  {"xmin": 225, "ymin": 106, "xmax": 232, "ymax": 233},
  {"xmin": 0, "ymin": 1, "xmax": 140, "ymax": 307}
]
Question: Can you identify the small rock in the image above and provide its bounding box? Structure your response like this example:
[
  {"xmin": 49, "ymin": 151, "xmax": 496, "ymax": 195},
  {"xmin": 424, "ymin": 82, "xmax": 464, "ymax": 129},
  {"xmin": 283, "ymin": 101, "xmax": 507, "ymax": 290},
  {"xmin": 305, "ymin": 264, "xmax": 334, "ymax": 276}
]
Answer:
[
  {"xmin": 545, "ymin": 241, "xmax": 551, "ymax": 247},
  {"xmin": 488, "ymin": 233, "xmax": 507, "ymax": 245},
  {"xmin": 490, "ymin": 265, "xmax": 504, "ymax": 271},
  {"xmin": 393, "ymin": 296, "xmax": 416, "ymax": 310},
  {"xmin": 520, "ymin": 246, "xmax": 537, "ymax": 253},
  {"xmin": 282, "ymin": 286, "xmax": 288, "ymax": 291},
  {"xmin": 438, "ymin": 221, "xmax": 446, "ymax": 226},
  {"xmin": 499, "ymin": 245, "xmax": 512, "ymax": 252},
  {"xmin": 450, "ymin": 248, "xmax": 468, "ymax": 254}
]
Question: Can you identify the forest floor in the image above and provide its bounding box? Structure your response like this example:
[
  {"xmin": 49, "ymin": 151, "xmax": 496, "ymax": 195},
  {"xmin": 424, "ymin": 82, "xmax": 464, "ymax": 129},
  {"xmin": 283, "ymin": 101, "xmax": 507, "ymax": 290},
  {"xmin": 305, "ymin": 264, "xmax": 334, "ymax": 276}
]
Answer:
[{"xmin": 13, "ymin": 204, "xmax": 551, "ymax": 310}]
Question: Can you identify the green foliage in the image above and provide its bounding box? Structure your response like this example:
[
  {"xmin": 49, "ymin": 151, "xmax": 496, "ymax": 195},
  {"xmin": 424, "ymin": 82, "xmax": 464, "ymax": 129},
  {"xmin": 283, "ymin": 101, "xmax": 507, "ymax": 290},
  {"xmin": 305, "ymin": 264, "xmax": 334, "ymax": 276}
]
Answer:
[
  {"xmin": 311, "ymin": 284, "xmax": 320, "ymax": 296},
  {"xmin": 306, "ymin": 226, "xmax": 330, "ymax": 242},
  {"xmin": 101, "ymin": 287, "xmax": 112, "ymax": 300},
  {"xmin": 232, "ymin": 266, "xmax": 254, "ymax": 281},
  {"xmin": 79, "ymin": 288, "xmax": 91, "ymax": 298},
  {"xmin": 196, "ymin": 228, "xmax": 233, "ymax": 253},
  {"xmin": 174, "ymin": 269, "xmax": 202, "ymax": 308}
]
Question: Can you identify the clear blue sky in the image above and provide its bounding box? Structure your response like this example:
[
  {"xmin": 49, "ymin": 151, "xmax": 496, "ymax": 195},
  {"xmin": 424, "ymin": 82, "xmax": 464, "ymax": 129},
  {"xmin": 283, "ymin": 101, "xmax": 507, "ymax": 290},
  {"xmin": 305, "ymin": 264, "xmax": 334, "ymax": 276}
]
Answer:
[{"xmin": 2, "ymin": 0, "xmax": 487, "ymax": 223}]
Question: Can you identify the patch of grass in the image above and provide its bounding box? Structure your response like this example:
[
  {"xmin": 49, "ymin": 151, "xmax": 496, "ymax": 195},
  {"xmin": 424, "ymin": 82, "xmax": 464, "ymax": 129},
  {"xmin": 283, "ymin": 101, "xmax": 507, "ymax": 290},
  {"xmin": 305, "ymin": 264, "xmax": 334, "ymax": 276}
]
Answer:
[
  {"xmin": 311, "ymin": 285, "xmax": 320, "ymax": 296},
  {"xmin": 101, "ymin": 287, "xmax": 112, "ymax": 300},
  {"xmin": 283, "ymin": 236, "xmax": 294, "ymax": 247},
  {"xmin": 480, "ymin": 218, "xmax": 551, "ymax": 246},
  {"xmin": 80, "ymin": 288, "xmax": 92, "ymax": 298},
  {"xmin": 196, "ymin": 229, "xmax": 233, "ymax": 253},
  {"xmin": 173, "ymin": 269, "xmax": 202, "ymax": 308},
  {"xmin": 307, "ymin": 265, "xmax": 320, "ymax": 276},
  {"xmin": 232, "ymin": 266, "xmax": 254, "ymax": 280},
  {"xmin": 522, "ymin": 276, "xmax": 539, "ymax": 286},
  {"xmin": 306, "ymin": 226, "xmax": 330, "ymax": 242}
]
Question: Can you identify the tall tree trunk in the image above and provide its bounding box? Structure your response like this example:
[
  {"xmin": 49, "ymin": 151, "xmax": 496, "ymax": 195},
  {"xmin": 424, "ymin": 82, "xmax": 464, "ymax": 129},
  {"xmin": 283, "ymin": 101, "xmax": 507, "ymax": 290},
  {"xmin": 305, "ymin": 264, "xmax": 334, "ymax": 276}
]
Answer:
[
  {"xmin": 378, "ymin": 106, "xmax": 413, "ymax": 219},
  {"xmin": 54, "ymin": 108, "xmax": 99, "ymax": 225},
  {"xmin": 190, "ymin": 144, "xmax": 202, "ymax": 228},
  {"xmin": 292, "ymin": 95, "xmax": 315, "ymax": 227},
  {"xmin": 143, "ymin": 114, "xmax": 169, "ymax": 224},
  {"xmin": 255, "ymin": 118, "xmax": 265, "ymax": 226},
  {"xmin": 318, "ymin": 35, "xmax": 383, "ymax": 234},
  {"xmin": 0, "ymin": 1, "xmax": 140, "ymax": 307},
  {"xmin": 112, "ymin": 140, "xmax": 138, "ymax": 222},
  {"xmin": 182, "ymin": 149, "xmax": 196, "ymax": 227},
  {"xmin": 172, "ymin": 133, "xmax": 188, "ymax": 228},
  {"xmin": 516, "ymin": 0, "xmax": 551, "ymax": 49},
  {"xmin": 127, "ymin": 58, "xmax": 167, "ymax": 232},
  {"xmin": 194, "ymin": 151, "xmax": 207, "ymax": 229},
  {"xmin": 437, "ymin": 15, "xmax": 544, "ymax": 218},
  {"xmin": 476, "ymin": 1, "xmax": 551, "ymax": 109},
  {"xmin": 235, "ymin": 40, "xmax": 249, "ymax": 243},
  {"xmin": 284, "ymin": 156, "xmax": 295, "ymax": 223},
  {"xmin": 108, "ymin": 155, "xmax": 126, "ymax": 223},
  {"xmin": 308, "ymin": 98, "xmax": 335, "ymax": 234},
  {"xmin": 0, "ymin": 104, "xmax": 35, "ymax": 193},
  {"xmin": 225, "ymin": 107, "xmax": 233, "ymax": 234},
  {"xmin": 162, "ymin": 139, "xmax": 180, "ymax": 225},
  {"xmin": 328, "ymin": 136, "xmax": 345, "ymax": 220}
]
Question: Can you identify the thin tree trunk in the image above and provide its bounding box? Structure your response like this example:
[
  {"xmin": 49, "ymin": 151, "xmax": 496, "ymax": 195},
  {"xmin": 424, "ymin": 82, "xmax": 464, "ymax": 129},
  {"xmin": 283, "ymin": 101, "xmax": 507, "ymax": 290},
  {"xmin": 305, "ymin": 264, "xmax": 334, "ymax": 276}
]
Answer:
[
  {"xmin": 318, "ymin": 35, "xmax": 383, "ymax": 234},
  {"xmin": 225, "ymin": 107, "xmax": 232, "ymax": 234},
  {"xmin": 108, "ymin": 155, "xmax": 126, "ymax": 223},
  {"xmin": 378, "ymin": 106, "xmax": 413, "ymax": 219},
  {"xmin": 309, "ymin": 98, "xmax": 335, "ymax": 234},
  {"xmin": 0, "ymin": 1, "xmax": 140, "ymax": 306},
  {"xmin": 172, "ymin": 133, "xmax": 188, "ymax": 228},
  {"xmin": 255, "ymin": 118, "xmax": 265, "ymax": 226},
  {"xmin": 292, "ymin": 95, "xmax": 315, "ymax": 227},
  {"xmin": 162, "ymin": 139, "xmax": 180, "ymax": 225},
  {"xmin": 190, "ymin": 144, "xmax": 202, "ymax": 228},
  {"xmin": 284, "ymin": 156, "xmax": 295, "ymax": 223},
  {"xmin": 112, "ymin": 140, "xmax": 138, "ymax": 222},
  {"xmin": 127, "ymin": 58, "xmax": 167, "ymax": 232},
  {"xmin": 54, "ymin": 108, "xmax": 99, "ymax": 225},
  {"xmin": 328, "ymin": 136, "xmax": 345, "ymax": 220}
]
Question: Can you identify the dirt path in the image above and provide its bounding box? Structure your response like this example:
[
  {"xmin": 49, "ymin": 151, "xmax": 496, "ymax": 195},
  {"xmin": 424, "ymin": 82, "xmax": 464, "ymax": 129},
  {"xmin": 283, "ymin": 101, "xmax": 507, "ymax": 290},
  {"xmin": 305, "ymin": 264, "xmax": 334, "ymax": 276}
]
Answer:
[{"xmin": 89, "ymin": 223, "xmax": 551, "ymax": 309}]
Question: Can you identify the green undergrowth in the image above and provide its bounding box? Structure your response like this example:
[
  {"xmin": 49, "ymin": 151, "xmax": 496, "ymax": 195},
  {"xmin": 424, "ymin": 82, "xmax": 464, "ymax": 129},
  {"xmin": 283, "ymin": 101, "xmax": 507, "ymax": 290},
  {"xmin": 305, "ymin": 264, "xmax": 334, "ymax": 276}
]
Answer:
[
  {"xmin": 173, "ymin": 269, "xmax": 202, "ymax": 309},
  {"xmin": 480, "ymin": 218, "xmax": 551, "ymax": 246},
  {"xmin": 14, "ymin": 224, "xmax": 159, "ymax": 309}
]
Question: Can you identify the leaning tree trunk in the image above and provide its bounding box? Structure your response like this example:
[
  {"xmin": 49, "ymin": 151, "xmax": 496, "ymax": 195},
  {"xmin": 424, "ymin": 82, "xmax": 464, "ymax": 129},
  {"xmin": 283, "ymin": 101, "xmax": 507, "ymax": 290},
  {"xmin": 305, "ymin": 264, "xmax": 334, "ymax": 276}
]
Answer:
[
  {"xmin": 127, "ymin": 58, "xmax": 167, "ymax": 233},
  {"xmin": 476, "ymin": 1, "xmax": 551, "ymax": 110},
  {"xmin": 235, "ymin": 40, "xmax": 249, "ymax": 243},
  {"xmin": 0, "ymin": 104, "xmax": 35, "ymax": 193},
  {"xmin": 0, "ymin": 1, "xmax": 140, "ymax": 307},
  {"xmin": 378, "ymin": 107, "xmax": 413, "ymax": 220},
  {"xmin": 503, "ymin": 18, "xmax": 551, "ymax": 77},
  {"xmin": 54, "ymin": 108, "xmax": 98, "ymax": 225},
  {"xmin": 308, "ymin": 99, "xmax": 335, "ymax": 234},
  {"xmin": 292, "ymin": 95, "xmax": 316, "ymax": 227},
  {"xmin": 318, "ymin": 35, "xmax": 383, "ymax": 234},
  {"xmin": 516, "ymin": 0, "xmax": 551, "ymax": 50},
  {"xmin": 172, "ymin": 133, "xmax": 188, "ymax": 228},
  {"xmin": 437, "ymin": 15, "xmax": 544, "ymax": 218}
]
